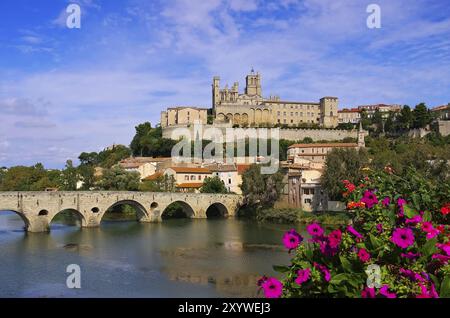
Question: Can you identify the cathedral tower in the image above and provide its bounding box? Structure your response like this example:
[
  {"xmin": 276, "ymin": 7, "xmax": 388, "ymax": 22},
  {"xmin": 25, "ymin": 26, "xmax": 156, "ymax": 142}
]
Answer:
[
  {"xmin": 245, "ymin": 69, "xmax": 262, "ymax": 97},
  {"xmin": 212, "ymin": 76, "xmax": 220, "ymax": 114}
]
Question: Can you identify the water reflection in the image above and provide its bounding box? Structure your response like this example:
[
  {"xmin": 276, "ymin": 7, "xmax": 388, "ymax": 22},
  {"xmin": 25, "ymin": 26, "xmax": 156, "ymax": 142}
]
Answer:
[{"xmin": 0, "ymin": 211, "xmax": 300, "ymax": 298}]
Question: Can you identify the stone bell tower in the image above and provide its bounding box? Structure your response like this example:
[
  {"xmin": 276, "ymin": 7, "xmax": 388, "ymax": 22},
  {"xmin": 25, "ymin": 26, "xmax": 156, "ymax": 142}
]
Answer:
[
  {"xmin": 245, "ymin": 68, "xmax": 262, "ymax": 97},
  {"xmin": 358, "ymin": 121, "xmax": 366, "ymax": 148},
  {"xmin": 212, "ymin": 76, "xmax": 220, "ymax": 114}
]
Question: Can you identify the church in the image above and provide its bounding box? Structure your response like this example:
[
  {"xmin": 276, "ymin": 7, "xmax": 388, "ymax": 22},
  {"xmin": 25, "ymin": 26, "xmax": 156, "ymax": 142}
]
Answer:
[
  {"xmin": 213, "ymin": 70, "xmax": 339, "ymax": 128},
  {"xmin": 161, "ymin": 70, "xmax": 339, "ymax": 129}
]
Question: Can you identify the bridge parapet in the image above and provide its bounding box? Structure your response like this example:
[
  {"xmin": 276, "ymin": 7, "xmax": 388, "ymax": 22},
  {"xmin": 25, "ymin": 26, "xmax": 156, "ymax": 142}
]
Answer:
[{"xmin": 0, "ymin": 191, "xmax": 243, "ymax": 232}]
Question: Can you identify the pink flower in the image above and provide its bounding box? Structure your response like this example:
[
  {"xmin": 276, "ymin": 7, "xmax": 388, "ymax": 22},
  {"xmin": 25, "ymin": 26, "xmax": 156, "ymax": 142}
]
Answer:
[
  {"xmin": 379, "ymin": 285, "xmax": 397, "ymax": 298},
  {"xmin": 381, "ymin": 197, "xmax": 390, "ymax": 207},
  {"xmin": 260, "ymin": 277, "xmax": 283, "ymax": 298},
  {"xmin": 295, "ymin": 268, "xmax": 311, "ymax": 285},
  {"xmin": 422, "ymin": 222, "xmax": 433, "ymax": 232},
  {"xmin": 282, "ymin": 229, "xmax": 303, "ymax": 250},
  {"xmin": 307, "ymin": 223, "xmax": 324, "ymax": 237},
  {"xmin": 357, "ymin": 248, "xmax": 371, "ymax": 263},
  {"xmin": 361, "ymin": 287, "xmax": 376, "ymax": 298},
  {"xmin": 405, "ymin": 215, "xmax": 422, "ymax": 225},
  {"xmin": 397, "ymin": 198, "xmax": 407, "ymax": 207},
  {"xmin": 422, "ymin": 222, "xmax": 440, "ymax": 239},
  {"xmin": 416, "ymin": 284, "xmax": 439, "ymax": 298},
  {"xmin": 314, "ymin": 262, "xmax": 331, "ymax": 282},
  {"xmin": 392, "ymin": 228, "xmax": 415, "ymax": 248},
  {"xmin": 328, "ymin": 229, "xmax": 342, "ymax": 248},
  {"xmin": 376, "ymin": 223, "xmax": 383, "ymax": 233},
  {"xmin": 399, "ymin": 268, "xmax": 426, "ymax": 282},
  {"xmin": 360, "ymin": 190, "xmax": 378, "ymax": 209},
  {"xmin": 436, "ymin": 242, "xmax": 450, "ymax": 256},
  {"xmin": 397, "ymin": 198, "xmax": 407, "ymax": 216},
  {"xmin": 432, "ymin": 253, "xmax": 450, "ymax": 264},
  {"xmin": 347, "ymin": 225, "xmax": 363, "ymax": 240},
  {"xmin": 400, "ymin": 252, "xmax": 421, "ymax": 259},
  {"xmin": 319, "ymin": 240, "xmax": 338, "ymax": 256}
]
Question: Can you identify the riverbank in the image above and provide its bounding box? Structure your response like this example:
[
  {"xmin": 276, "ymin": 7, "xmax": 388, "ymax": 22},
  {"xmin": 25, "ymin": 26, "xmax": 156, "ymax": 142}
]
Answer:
[{"xmin": 238, "ymin": 207, "xmax": 351, "ymax": 225}]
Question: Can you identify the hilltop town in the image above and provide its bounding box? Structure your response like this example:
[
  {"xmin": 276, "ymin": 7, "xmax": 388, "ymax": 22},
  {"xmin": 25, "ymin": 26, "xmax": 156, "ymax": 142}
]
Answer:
[{"xmin": 1, "ymin": 70, "xmax": 449, "ymax": 216}]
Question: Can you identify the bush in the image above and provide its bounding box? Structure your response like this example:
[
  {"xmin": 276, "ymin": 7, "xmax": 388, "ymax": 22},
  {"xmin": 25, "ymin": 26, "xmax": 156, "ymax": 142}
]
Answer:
[
  {"xmin": 255, "ymin": 208, "xmax": 300, "ymax": 224},
  {"xmin": 258, "ymin": 169, "xmax": 450, "ymax": 298}
]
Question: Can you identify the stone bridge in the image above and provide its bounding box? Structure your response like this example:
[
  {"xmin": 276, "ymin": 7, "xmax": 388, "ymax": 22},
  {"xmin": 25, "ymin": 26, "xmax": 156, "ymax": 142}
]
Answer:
[{"xmin": 0, "ymin": 191, "xmax": 243, "ymax": 232}]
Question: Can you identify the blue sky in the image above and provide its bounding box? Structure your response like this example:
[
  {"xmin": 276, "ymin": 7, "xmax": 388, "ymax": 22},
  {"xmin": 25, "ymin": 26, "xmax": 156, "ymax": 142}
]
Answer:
[{"xmin": 0, "ymin": 0, "xmax": 449, "ymax": 168}]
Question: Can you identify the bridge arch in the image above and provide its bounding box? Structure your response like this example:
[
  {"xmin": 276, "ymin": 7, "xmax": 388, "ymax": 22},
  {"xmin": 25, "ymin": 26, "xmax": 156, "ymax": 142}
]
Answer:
[
  {"xmin": 101, "ymin": 199, "xmax": 149, "ymax": 222},
  {"xmin": 161, "ymin": 201, "xmax": 195, "ymax": 219},
  {"xmin": 0, "ymin": 209, "xmax": 30, "ymax": 231},
  {"xmin": 206, "ymin": 202, "xmax": 229, "ymax": 218},
  {"xmin": 49, "ymin": 209, "xmax": 86, "ymax": 228}
]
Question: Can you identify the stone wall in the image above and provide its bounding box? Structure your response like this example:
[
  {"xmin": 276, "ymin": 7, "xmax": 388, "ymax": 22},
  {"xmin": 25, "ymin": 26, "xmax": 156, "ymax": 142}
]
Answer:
[
  {"xmin": 162, "ymin": 124, "xmax": 358, "ymax": 142},
  {"xmin": 438, "ymin": 120, "xmax": 450, "ymax": 137}
]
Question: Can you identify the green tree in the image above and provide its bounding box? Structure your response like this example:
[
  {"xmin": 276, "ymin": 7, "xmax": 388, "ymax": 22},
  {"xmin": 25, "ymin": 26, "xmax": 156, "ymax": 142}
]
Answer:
[
  {"xmin": 396, "ymin": 105, "xmax": 414, "ymax": 130},
  {"xmin": 130, "ymin": 122, "xmax": 177, "ymax": 157},
  {"xmin": 78, "ymin": 152, "xmax": 99, "ymax": 166},
  {"xmin": 372, "ymin": 108, "xmax": 384, "ymax": 133},
  {"xmin": 200, "ymin": 176, "xmax": 228, "ymax": 193},
  {"xmin": 78, "ymin": 164, "xmax": 95, "ymax": 190},
  {"xmin": 97, "ymin": 145, "xmax": 131, "ymax": 168},
  {"xmin": 61, "ymin": 160, "xmax": 78, "ymax": 190},
  {"xmin": 98, "ymin": 166, "xmax": 140, "ymax": 191},
  {"xmin": 139, "ymin": 175, "xmax": 176, "ymax": 192},
  {"xmin": 413, "ymin": 103, "xmax": 432, "ymax": 129},
  {"xmin": 321, "ymin": 148, "xmax": 369, "ymax": 200},
  {"xmin": 241, "ymin": 164, "xmax": 285, "ymax": 209}
]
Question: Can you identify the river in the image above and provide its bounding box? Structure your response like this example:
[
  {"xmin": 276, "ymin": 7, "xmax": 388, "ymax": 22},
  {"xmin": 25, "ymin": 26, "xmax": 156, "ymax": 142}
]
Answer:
[{"xmin": 0, "ymin": 211, "xmax": 306, "ymax": 298}]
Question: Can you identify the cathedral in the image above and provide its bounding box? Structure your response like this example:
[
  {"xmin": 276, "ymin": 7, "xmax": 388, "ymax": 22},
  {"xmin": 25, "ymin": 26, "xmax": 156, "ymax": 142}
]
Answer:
[
  {"xmin": 212, "ymin": 69, "xmax": 339, "ymax": 128},
  {"xmin": 160, "ymin": 70, "xmax": 339, "ymax": 129}
]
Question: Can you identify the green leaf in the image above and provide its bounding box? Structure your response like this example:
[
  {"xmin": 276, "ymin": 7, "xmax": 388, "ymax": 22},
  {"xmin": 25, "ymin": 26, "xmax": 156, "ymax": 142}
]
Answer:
[
  {"xmin": 339, "ymin": 256, "xmax": 353, "ymax": 273},
  {"xmin": 369, "ymin": 233, "xmax": 382, "ymax": 250},
  {"xmin": 420, "ymin": 238, "xmax": 438, "ymax": 258},
  {"xmin": 273, "ymin": 265, "xmax": 290, "ymax": 273},
  {"xmin": 440, "ymin": 276, "xmax": 450, "ymax": 298},
  {"xmin": 330, "ymin": 273, "xmax": 351, "ymax": 285},
  {"xmin": 422, "ymin": 210, "xmax": 432, "ymax": 222},
  {"xmin": 403, "ymin": 204, "xmax": 418, "ymax": 218}
]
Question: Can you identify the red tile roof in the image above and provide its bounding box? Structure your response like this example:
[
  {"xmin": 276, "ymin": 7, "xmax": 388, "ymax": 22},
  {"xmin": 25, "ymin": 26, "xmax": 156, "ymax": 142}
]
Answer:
[
  {"xmin": 169, "ymin": 167, "xmax": 211, "ymax": 173},
  {"xmin": 142, "ymin": 172, "xmax": 163, "ymax": 181},
  {"xmin": 236, "ymin": 164, "xmax": 252, "ymax": 175},
  {"xmin": 176, "ymin": 182, "xmax": 204, "ymax": 188}
]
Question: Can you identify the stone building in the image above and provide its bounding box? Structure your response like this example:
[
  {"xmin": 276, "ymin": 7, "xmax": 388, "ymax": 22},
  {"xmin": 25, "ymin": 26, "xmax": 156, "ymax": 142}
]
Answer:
[
  {"xmin": 287, "ymin": 142, "xmax": 361, "ymax": 165},
  {"xmin": 212, "ymin": 70, "xmax": 339, "ymax": 128},
  {"xmin": 431, "ymin": 104, "xmax": 450, "ymax": 121},
  {"xmin": 287, "ymin": 169, "xmax": 327, "ymax": 212},
  {"xmin": 207, "ymin": 163, "xmax": 242, "ymax": 194},
  {"xmin": 338, "ymin": 108, "xmax": 361, "ymax": 124},
  {"xmin": 118, "ymin": 157, "xmax": 172, "ymax": 179},
  {"xmin": 160, "ymin": 106, "xmax": 208, "ymax": 128},
  {"xmin": 357, "ymin": 104, "xmax": 401, "ymax": 119}
]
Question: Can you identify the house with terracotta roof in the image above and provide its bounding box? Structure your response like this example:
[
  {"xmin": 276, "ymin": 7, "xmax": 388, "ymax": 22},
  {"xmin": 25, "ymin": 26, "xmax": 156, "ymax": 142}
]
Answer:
[
  {"xmin": 432, "ymin": 104, "xmax": 450, "ymax": 120},
  {"xmin": 338, "ymin": 108, "xmax": 361, "ymax": 124},
  {"xmin": 118, "ymin": 157, "xmax": 171, "ymax": 180},
  {"xmin": 164, "ymin": 166, "xmax": 213, "ymax": 193},
  {"xmin": 206, "ymin": 163, "xmax": 241, "ymax": 194},
  {"xmin": 287, "ymin": 143, "xmax": 359, "ymax": 165}
]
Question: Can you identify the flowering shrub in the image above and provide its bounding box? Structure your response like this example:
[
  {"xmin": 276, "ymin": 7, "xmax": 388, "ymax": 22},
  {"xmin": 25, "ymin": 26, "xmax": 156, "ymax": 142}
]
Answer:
[{"xmin": 259, "ymin": 169, "xmax": 450, "ymax": 298}]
